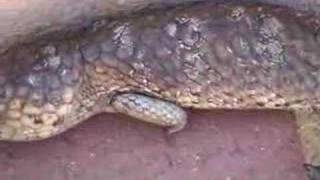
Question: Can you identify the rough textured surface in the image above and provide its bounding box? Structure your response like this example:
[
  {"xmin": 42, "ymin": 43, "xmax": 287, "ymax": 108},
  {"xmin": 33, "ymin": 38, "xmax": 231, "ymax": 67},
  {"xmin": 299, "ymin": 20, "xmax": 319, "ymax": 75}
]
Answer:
[
  {"xmin": 0, "ymin": 1, "xmax": 320, "ymax": 171},
  {"xmin": 0, "ymin": 2, "xmax": 319, "ymax": 139},
  {"xmin": 0, "ymin": 110, "xmax": 308, "ymax": 180},
  {"xmin": 0, "ymin": 0, "xmax": 208, "ymax": 52},
  {"xmin": 249, "ymin": 0, "xmax": 320, "ymax": 14},
  {"xmin": 0, "ymin": 0, "xmax": 319, "ymax": 53}
]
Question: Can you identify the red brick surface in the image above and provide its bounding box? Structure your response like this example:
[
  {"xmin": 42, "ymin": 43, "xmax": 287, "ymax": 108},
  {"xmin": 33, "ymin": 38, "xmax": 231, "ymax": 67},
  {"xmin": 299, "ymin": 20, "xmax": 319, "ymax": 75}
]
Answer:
[{"xmin": 0, "ymin": 110, "xmax": 307, "ymax": 180}]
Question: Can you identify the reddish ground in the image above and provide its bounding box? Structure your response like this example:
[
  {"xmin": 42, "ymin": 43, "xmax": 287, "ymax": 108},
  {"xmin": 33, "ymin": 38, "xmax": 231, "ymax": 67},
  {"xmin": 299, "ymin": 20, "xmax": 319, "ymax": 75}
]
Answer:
[{"xmin": 0, "ymin": 110, "xmax": 308, "ymax": 180}]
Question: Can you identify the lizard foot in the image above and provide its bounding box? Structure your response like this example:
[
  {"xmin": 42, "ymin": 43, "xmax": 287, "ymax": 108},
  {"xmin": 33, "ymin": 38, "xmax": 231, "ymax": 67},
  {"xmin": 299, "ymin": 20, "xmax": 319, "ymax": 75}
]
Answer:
[{"xmin": 111, "ymin": 93, "xmax": 187, "ymax": 133}]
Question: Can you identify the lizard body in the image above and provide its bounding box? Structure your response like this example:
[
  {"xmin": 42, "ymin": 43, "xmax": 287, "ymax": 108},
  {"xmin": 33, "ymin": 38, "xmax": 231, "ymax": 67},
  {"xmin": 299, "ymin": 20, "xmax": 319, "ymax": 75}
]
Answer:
[{"xmin": 0, "ymin": 1, "xmax": 320, "ymax": 168}]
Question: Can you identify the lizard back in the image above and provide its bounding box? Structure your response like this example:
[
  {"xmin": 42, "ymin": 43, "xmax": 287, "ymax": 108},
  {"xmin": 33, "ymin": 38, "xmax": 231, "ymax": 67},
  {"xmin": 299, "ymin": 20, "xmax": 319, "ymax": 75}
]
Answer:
[{"xmin": 0, "ymin": 2, "xmax": 319, "ymax": 140}]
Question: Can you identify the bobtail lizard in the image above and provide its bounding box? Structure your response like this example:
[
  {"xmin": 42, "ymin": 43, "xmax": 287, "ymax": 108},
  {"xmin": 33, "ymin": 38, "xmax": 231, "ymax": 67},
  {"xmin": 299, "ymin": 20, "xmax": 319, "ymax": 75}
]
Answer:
[{"xmin": 0, "ymin": 1, "xmax": 319, "ymax": 171}]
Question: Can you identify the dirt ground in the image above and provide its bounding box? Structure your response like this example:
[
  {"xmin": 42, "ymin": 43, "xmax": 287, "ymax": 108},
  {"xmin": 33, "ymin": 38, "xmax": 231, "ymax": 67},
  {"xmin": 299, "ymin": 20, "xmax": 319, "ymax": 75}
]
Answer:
[{"xmin": 0, "ymin": 110, "xmax": 308, "ymax": 180}]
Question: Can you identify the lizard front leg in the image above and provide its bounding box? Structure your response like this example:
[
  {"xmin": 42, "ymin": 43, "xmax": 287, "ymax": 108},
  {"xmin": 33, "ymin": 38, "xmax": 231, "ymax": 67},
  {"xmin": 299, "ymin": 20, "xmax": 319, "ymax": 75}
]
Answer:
[
  {"xmin": 295, "ymin": 109, "xmax": 320, "ymax": 179},
  {"xmin": 110, "ymin": 93, "xmax": 187, "ymax": 133}
]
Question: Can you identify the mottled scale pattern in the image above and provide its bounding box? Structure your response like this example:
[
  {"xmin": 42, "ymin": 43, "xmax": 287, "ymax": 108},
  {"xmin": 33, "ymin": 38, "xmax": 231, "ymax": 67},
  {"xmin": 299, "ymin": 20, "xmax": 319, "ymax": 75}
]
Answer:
[
  {"xmin": 0, "ymin": 2, "xmax": 319, "ymax": 141},
  {"xmin": 112, "ymin": 93, "xmax": 187, "ymax": 133}
]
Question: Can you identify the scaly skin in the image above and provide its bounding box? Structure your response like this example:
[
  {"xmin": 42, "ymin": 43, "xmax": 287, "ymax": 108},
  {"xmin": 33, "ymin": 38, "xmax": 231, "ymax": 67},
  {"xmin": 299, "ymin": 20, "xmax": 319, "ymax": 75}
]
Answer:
[
  {"xmin": 0, "ymin": 1, "xmax": 320, "ymax": 169},
  {"xmin": 250, "ymin": 0, "xmax": 320, "ymax": 14},
  {"xmin": 2, "ymin": 0, "xmax": 320, "ymax": 54}
]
